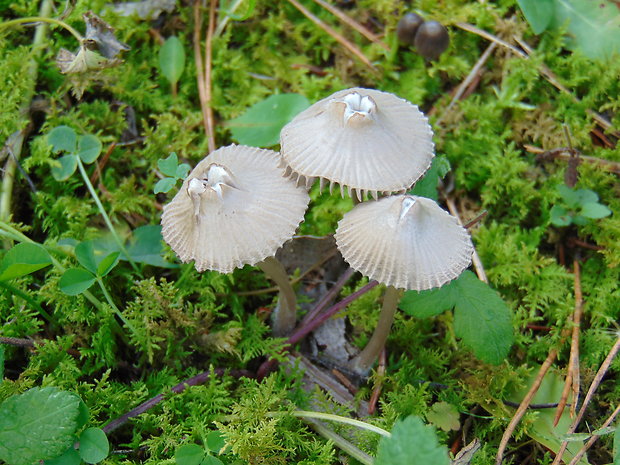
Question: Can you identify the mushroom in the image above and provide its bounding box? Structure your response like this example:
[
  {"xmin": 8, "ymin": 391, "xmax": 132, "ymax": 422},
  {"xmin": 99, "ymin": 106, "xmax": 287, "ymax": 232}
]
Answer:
[
  {"xmin": 161, "ymin": 144, "xmax": 311, "ymax": 335},
  {"xmin": 279, "ymin": 87, "xmax": 435, "ymax": 200},
  {"xmin": 334, "ymin": 194, "xmax": 474, "ymax": 374}
]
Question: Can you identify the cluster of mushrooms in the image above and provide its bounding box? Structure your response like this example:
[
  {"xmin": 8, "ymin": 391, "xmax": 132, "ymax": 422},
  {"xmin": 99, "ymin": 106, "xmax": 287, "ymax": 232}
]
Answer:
[{"xmin": 161, "ymin": 87, "xmax": 474, "ymax": 374}]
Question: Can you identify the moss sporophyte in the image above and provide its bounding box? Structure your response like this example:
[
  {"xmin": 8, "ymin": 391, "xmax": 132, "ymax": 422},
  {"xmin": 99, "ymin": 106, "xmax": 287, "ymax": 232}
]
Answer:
[{"xmin": 162, "ymin": 88, "xmax": 474, "ymax": 372}]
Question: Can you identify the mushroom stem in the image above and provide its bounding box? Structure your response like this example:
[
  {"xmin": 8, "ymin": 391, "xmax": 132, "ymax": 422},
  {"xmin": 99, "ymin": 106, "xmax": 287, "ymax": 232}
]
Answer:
[
  {"xmin": 349, "ymin": 286, "xmax": 402, "ymax": 375},
  {"xmin": 257, "ymin": 256, "xmax": 297, "ymax": 336}
]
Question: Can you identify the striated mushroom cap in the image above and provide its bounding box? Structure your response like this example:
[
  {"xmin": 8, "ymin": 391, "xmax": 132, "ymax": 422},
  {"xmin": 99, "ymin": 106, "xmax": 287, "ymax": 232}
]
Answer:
[
  {"xmin": 334, "ymin": 195, "xmax": 473, "ymax": 290},
  {"xmin": 280, "ymin": 87, "xmax": 435, "ymax": 200},
  {"xmin": 161, "ymin": 145, "xmax": 310, "ymax": 273}
]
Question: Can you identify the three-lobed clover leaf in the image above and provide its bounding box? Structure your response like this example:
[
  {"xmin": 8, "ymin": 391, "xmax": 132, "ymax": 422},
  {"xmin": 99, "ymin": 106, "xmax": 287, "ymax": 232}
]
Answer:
[
  {"xmin": 154, "ymin": 152, "xmax": 191, "ymax": 194},
  {"xmin": 47, "ymin": 126, "xmax": 103, "ymax": 181},
  {"xmin": 550, "ymin": 184, "xmax": 611, "ymax": 227},
  {"xmin": 59, "ymin": 240, "xmax": 120, "ymax": 296}
]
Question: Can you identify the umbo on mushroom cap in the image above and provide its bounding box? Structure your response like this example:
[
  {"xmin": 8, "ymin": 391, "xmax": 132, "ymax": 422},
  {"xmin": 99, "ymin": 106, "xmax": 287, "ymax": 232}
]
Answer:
[
  {"xmin": 334, "ymin": 194, "xmax": 473, "ymax": 290},
  {"xmin": 279, "ymin": 87, "xmax": 435, "ymax": 200},
  {"xmin": 161, "ymin": 144, "xmax": 310, "ymax": 273}
]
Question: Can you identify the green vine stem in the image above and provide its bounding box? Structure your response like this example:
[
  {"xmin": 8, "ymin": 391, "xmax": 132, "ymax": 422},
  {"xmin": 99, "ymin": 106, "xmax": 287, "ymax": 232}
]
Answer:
[
  {"xmin": 303, "ymin": 418, "xmax": 374, "ymax": 465},
  {"xmin": 96, "ymin": 277, "xmax": 138, "ymax": 337},
  {"xmin": 0, "ymin": 16, "xmax": 83, "ymax": 42},
  {"xmin": 76, "ymin": 157, "xmax": 141, "ymax": 275},
  {"xmin": 290, "ymin": 410, "xmax": 391, "ymax": 437}
]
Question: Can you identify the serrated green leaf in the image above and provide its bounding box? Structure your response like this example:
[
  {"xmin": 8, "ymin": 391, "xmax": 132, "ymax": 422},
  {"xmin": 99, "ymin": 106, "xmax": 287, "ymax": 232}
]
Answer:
[
  {"xmin": 51, "ymin": 154, "xmax": 78, "ymax": 181},
  {"xmin": 553, "ymin": 0, "xmax": 620, "ymax": 60},
  {"xmin": 158, "ymin": 153, "xmax": 179, "ymax": 177},
  {"xmin": 453, "ymin": 271, "xmax": 513, "ymax": 364},
  {"xmin": 45, "ymin": 446, "xmax": 81, "ymax": 465},
  {"xmin": 426, "ymin": 402, "xmax": 460, "ymax": 432},
  {"xmin": 77, "ymin": 135, "xmax": 102, "ymax": 164},
  {"xmin": 59, "ymin": 268, "xmax": 96, "ymax": 295},
  {"xmin": 206, "ymin": 431, "xmax": 226, "ymax": 454},
  {"xmin": 228, "ymin": 93, "xmax": 310, "ymax": 147},
  {"xmin": 154, "ymin": 177, "xmax": 177, "ymax": 194},
  {"xmin": 0, "ymin": 387, "xmax": 81, "ymax": 465},
  {"xmin": 96, "ymin": 252, "xmax": 120, "ymax": 277},
  {"xmin": 375, "ymin": 416, "xmax": 449, "ymax": 465},
  {"xmin": 399, "ymin": 279, "xmax": 459, "ymax": 318},
  {"xmin": 78, "ymin": 428, "xmax": 109, "ymax": 464},
  {"xmin": 176, "ymin": 163, "xmax": 191, "ymax": 179},
  {"xmin": 550, "ymin": 205, "xmax": 572, "ymax": 226},
  {"xmin": 517, "ymin": 0, "xmax": 554, "ymax": 33},
  {"xmin": 48, "ymin": 126, "xmax": 77, "ymax": 154},
  {"xmin": 580, "ymin": 202, "xmax": 611, "ymax": 219},
  {"xmin": 0, "ymin": 242, "xmax": 52, "ymax": 280},
  {"xmin": 175, "ymin": 444, "xmax": 205, "ymax": 465},
  {"xmin": 159, "ymin": 36, "xmax": 186, "ymax": 85}
]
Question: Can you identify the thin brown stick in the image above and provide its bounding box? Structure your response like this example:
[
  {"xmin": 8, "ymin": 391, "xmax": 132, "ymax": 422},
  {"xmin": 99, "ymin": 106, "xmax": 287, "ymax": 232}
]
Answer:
[
  {"xmin": 436, "ymin": 42, "xmax": 497, "ymax": 126},
  {"xmin": 0, "ymin": 336, "xmax": 36, "ymax": 347},
  {"xmin": 495, "ymin": 345, "xmax": 561, "ymax": 465},
  {"xmin": 309, "ymin": 0, "xmax": 389, "ymax": 50},
  {"xmin": 367, "ymin": 348, "xmax": 386, "ymax": 415},
  {"xmin": 193, "ymin": 2, "xmax": 210, "ymax": 137},
  {"xmin": 204, "ymin": 0, "xmax": 217, "ymax": 153},
  {"xmin": 551, "ymin": 337, "xmax": 620, "ymax": 465},
  {"xmin": 526, "ymin": 144, "xmax": 620, "ymax": 175},
  {"xmin": 286, "ymin": 0, "xmax": 377, "ymax": 72},
  {"xmin": 567, "ymin": 403, "xmax": 620, "ymax": 465},
  {"xmin": 445, "ymin": 197, "xmax": 488, "ymax": 283},
  {"xmin": 90, "ymin": 142, "xmax": 115, "ymax": 184},
  {"xmin": 455, "ymin": 23, "xmax": 526, "ymax": 58},
  {"xmin": 554, "ymin": 259, "xmax": 584, "ymax": 425}
]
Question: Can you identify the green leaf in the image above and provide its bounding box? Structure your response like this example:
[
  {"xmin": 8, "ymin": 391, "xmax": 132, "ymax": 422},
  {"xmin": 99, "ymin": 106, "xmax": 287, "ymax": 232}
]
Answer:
[
  {"xmin": 75, "ymin": 401, "xmax": 90, "ymax": 430},
  {"xmin": 399, "ymin": 280, "xmax": 459, "ymax": 318},
  {"xmin": 221, "ymin": 0, "xmax": 256, "ymax": 21},
  {"xmin": 59, "ymin": 268, "xmax": 96, "ymax": 295},
  {"xmin": 175, "ymin": 444, "xmax": 205, "ymax": 465},
  {"xmin": 176, "ymin": 163, "xmax": 191, "ymax": 179},
  {"xmin": 573, "ymin": 188, "xmax": 599, "ymax": 205},
  {"xmin": 614, "ymin": 421, "xmax": 619, "ymax": 465},
  {"xmin": 45, "ymin": 447, "xmax": 81, "ymax": 465},
  {"xmin": 77, "ymin": 135, "xmax": 102, "ymax": 164},
  {"xmin": 375, "ymin": 416, "xmax": 449, "ymax": 465},
  {"xmin": 51, "ymin": 154, "xmax": 78, "ymax": 181},
  {"xmin": 125, "ymin": 225, "xmax": 177, "ymax": 268},
  {"xmin": 48, "ymin": 126, "xmax": 77, "ymax": 154},
  {"xmin": 453, "ymin": 271, "xmax": 514, "ymax": 364},
  {"xmin": 580, "ymin": 202, "xmax": 611, "ymax": 219},
  {"xmin": 553, "ymin": 0, "xmax": 620, "ymax": 60},
  {"xmin": 0, "ymin": 387, "xmax": 81, "ymax": 465},
  {"xmin": 206, "ymin": 431, "xmax": 226, "ymax": 454},
  {"xmin": 159, "ymin": 36, "xmax": 186, "ymax": 86},
  {"xmin": 154, "ymin": 177, "xmax": 177, "ymax": 194},
  {"xmin": 78, "ymin": 428, "xmax": 109, "ymax": 464},
  {"xmin": 409, "ymin": 158, "xmax": 440, "ymax": 200},
  {"xmin": 228, "ymin": 93, "xmax": 310, "ymax": 147},
  {"xmin": 550, "ymin": 205, "xmax": 572, "ymax": 226},
  {"xmin": 202, "ymin": 456, "xmax": 225, "ymax": 465},
  {"xmin": 557, "ymin": 184, "xmax": 580, "ymax": 207},
  {"xmin": 517, "ymin": 0, "xmax": 554, "ymax": 33},
  {"xmin": 96, "ymin": 252, "xmax": 120, "ymax": 277},
  {"xmin": 75, "ymin": 241, "xmax": 98, "ymax": 274},
  {"xmin": 426, "ymin": 402, "xmax": 460, "ymax": 432},
  {"xmin": 0, "ymin": 242, "xmax": 52, "ymax": 280},
  {"xmin": 158, "ymin": 152, "xmax": 180, "ymax": 177}
]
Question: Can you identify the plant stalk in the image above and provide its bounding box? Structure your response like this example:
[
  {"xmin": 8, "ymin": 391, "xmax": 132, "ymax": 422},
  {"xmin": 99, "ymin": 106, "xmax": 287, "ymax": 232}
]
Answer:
[
  {"xmin": 0, "ymin": 16, "xmax": 83, "ymax": 41},
  {"xmin": 258, "ymin": 256, "xmax": 297, "ymax": 336},
  {"xmin": 76, "ymin": 157, "xmax": 140, "ymax": 274},
  {"xmin": 349, "ymin": 286, "xmax": 402, "ymax": 374}
]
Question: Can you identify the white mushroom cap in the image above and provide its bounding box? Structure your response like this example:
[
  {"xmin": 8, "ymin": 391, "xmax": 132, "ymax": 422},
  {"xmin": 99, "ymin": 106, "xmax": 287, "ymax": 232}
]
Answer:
[
  {"xmin": 161, "ymin": 145, "xmax": 311, "ymax": 273},
  {"xmin": 334, "ymin": 195, "xmax": 473, "ymax": 290},
  {"xmin": 280, "ymin": 87, "xmax": 435, "ymax": 200}
]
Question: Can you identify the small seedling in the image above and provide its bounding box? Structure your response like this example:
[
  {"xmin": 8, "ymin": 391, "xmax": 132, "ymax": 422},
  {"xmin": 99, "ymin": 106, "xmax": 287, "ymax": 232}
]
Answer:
[
  {"xmin": 154, "ymin": 152, "xmax": 191, "ymax": 194},
  {"xmin": 550, "ymin": 184, "xmax": 611, "ymax": 227},
  {"xmin": 159, "ymin": 36, "xmax": 186, "ymax": 97}
]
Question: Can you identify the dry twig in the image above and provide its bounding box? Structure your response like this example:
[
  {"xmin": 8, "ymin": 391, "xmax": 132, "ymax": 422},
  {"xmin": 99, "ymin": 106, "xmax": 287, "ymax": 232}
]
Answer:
[
  {"xmin": 310, "ymin": 0, "xmax": 389, "ymax": 50},
  {"xmin": 567, "ymin": 403, "xmax": 620, "ymax": 465},
  {"xmin": 286, "ymin": 0, "xmax": 377, "ymax": 72},
  {"xmin": 193, "ymin": 2, "xmax": 210, "ymax": 137},
  {"xmin": 554, "ymin": 259, "xmax": 584, "ymax": 425},
  {"xmin": 445, "ymin": 197, "xmax": 488, "ymax": 283},
  {"xmin": 551, "ymin": 337, "xmax": 620, "ymax": 465},
  {"xmin": 526, "ymin": 144, "xmax": 620, "ymax": 175},
  {"xmin": 204, "ymin": 0, "xmax": 217, "ymax": 152}
]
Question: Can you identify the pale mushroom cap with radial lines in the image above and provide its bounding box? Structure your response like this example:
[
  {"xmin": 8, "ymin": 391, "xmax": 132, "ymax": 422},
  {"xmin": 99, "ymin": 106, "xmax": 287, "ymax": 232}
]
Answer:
[
  {"xmin": 161, "ymin": 144, "xmax": 310, "ymax": 273},
  {"xmin": 335, "ymin": 195, "xmax": 473, "ymax": 290},
  {"xmin": 280, "ymin": 87, "xmax": 435, "ymax": 199}
]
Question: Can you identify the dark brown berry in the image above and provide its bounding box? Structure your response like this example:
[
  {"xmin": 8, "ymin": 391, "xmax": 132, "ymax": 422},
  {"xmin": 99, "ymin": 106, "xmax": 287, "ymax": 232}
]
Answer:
[
  {"xmin": 397, "ymin": 12, "xmax": 425, "ymax": 46},
  {"xmin": 414, "ymin": 21, "xmax": 450, "ymax": 60}
]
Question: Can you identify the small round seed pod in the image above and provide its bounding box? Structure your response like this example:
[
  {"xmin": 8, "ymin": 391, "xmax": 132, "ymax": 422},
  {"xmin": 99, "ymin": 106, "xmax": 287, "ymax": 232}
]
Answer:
[
  {"xmin": 414, "ymin": 20, "xmax": 450, "ymax": 61},
  {"xmin": 396, "ymin": 12, "xmax": 425, "ymax": 46}
]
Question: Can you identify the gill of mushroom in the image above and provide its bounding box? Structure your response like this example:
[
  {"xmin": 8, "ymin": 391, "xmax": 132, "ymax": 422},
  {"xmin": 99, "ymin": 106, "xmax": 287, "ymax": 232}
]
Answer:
[
  {"xmin": 161, "ymin": 144, "xmax": 310, "ymax": 336},
  {"xmin": 279, "ymin": 87, "xmax": 435, "ymax": 201},
  {"xmin": 335, "ymin": 194, "xmax": 474, "ymax": 374}
]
